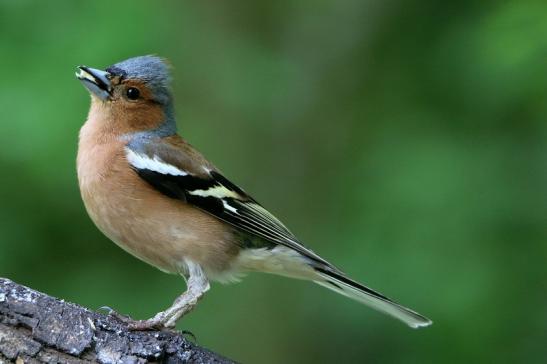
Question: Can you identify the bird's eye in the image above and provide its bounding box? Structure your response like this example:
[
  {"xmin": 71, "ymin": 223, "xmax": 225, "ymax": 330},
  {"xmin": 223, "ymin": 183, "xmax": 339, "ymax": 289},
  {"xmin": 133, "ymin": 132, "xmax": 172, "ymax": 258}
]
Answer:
[{"xmin": 126, "ymin": 87, "xmax": 140, "ymax": 100}]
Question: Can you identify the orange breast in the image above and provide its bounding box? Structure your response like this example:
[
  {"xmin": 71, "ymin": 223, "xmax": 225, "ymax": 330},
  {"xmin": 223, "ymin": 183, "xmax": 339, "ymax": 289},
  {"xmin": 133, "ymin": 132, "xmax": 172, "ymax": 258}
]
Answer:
[{"xmin": 77, "ymin": 114, "xmax": 240, "ymax": 277}]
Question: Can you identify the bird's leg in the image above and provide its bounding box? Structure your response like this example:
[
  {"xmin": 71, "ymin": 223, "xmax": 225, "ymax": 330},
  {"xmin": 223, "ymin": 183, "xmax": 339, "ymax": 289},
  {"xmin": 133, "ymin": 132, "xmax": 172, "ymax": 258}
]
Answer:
[{"xmin": 118, "ymin": 264, "xmax": 210, "ymax": 331}]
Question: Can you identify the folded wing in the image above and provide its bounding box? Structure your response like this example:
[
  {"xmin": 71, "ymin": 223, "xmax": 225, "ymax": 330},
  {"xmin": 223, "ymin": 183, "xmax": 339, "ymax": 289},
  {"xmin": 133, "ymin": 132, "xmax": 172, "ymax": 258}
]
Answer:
[{"xmin": 125, "ymin": 137, "xmax": 333, "ymax": 268}]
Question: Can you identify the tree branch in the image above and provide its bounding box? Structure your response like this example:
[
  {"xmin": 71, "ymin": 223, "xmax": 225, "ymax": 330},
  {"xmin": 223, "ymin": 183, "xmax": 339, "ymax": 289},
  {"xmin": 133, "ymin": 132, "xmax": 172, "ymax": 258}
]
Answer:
[{"xmin": 0, "ymin": 278, "xmax": 234, "ymax": 363}]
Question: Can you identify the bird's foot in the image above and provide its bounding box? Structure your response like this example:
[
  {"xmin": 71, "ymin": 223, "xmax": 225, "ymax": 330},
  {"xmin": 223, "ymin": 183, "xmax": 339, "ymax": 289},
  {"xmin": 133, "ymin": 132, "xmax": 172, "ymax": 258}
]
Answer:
[
  {"xmin": 124, "ymin": 307, "xmax": 198, "ymax": 333},
  {"xmin": 126, "ymin": 315, "xmax": 170, "ymax": 331},
  {"xmin": 95, "ymin": 271, "xmax": 207, "ymax": 332},
  {"xmin": 116, "ymin": 314, "xmax": 170, "ymax": 331},
  {"xmin": 97, "ymin": 306, "xmax": 166, "ymax": 331}
]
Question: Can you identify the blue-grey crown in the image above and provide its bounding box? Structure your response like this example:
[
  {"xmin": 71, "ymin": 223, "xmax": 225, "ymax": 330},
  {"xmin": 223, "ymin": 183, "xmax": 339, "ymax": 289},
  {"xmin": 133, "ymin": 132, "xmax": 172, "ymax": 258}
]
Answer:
[{"xmin": 107, "ymin": 55, "xmax": 171, "ymax": 104}]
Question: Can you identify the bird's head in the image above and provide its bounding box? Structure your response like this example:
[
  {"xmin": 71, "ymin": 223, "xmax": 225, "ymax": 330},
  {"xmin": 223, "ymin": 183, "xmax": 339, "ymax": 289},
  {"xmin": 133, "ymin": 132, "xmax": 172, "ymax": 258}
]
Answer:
[{"xmin": 76, "ymin": 55, "xmax": 176, "ymax": 136}]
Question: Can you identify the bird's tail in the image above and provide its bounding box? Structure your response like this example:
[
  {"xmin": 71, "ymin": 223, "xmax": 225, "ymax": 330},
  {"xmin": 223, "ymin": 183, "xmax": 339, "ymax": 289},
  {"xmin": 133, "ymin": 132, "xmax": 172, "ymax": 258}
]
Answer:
[{"xmin": 313, "ymin": 267, "xmax": 432, "ymax": 328}]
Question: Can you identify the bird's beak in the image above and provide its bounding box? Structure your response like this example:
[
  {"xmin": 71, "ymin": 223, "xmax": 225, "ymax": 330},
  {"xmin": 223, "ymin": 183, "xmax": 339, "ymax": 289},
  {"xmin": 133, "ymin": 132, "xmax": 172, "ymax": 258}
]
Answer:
[{"xmin": 76, "ymin": 66, "xmax": 112, "ymax": 101}]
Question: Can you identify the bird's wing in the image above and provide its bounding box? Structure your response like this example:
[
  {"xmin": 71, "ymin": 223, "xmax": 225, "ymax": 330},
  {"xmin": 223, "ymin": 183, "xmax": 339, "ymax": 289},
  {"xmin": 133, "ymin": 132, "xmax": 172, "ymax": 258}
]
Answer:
[{"xmin": 125, "ymin": 136, "xmax": 332, "ymax": 267}]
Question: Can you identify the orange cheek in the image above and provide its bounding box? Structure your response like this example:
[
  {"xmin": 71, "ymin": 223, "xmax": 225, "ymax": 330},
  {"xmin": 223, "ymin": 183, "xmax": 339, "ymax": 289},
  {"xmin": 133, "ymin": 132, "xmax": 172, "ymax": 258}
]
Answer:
[
  {"xmin": 108, "ymin": 101, "xmax": 163, "ymax": 133},
  {"xmin": 127, "ymin": 104, "xmax": 165, "ymax": 130}
]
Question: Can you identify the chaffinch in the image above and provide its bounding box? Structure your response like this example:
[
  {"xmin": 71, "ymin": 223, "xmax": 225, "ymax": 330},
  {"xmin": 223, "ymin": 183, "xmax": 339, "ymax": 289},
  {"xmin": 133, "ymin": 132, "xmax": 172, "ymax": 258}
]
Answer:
[{"xmin": 75, "ymin": 55, "xmax": 432, "ymax": 330}]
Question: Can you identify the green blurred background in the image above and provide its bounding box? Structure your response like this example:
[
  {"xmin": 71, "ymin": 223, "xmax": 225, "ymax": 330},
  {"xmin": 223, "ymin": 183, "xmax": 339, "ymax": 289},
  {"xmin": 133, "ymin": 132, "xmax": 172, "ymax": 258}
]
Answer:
[{"xmin": 1, "ymin": 1, "xmax": 546, "ymax": 362}]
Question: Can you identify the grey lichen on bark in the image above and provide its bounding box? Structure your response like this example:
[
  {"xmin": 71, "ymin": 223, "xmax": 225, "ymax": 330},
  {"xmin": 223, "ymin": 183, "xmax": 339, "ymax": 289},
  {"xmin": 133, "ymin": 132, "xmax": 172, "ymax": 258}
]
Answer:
[{"xmin": 0, "ymin": 278, "xmax": 234, "ymax": 364}]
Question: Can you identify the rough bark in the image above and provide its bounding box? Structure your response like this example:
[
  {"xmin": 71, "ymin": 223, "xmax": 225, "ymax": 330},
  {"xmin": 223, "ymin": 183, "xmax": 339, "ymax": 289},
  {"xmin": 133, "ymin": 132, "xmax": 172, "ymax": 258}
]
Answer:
[{"xmin": 0, "ymin": 278, "xmax": 234, "ymax": 364}]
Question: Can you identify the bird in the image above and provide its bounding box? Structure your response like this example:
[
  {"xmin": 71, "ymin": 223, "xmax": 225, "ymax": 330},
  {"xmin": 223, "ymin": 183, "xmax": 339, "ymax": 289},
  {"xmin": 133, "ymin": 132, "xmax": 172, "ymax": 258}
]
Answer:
[{"xmin": 75, "ymin": 55, "xmax": 432, "ymax": 330}]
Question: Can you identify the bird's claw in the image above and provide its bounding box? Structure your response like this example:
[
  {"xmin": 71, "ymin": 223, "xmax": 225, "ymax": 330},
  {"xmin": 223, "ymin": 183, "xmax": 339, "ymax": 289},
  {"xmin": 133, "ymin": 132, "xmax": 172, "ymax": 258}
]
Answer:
[
  {"xmin": 97, "ymin": 305, "xmax": 116, "ymax": 315},
  {"xmin": 180, "ymin": 330, "xmax": 197, "ymax": 342},
  {"xmin": 97, "ymin": 305, "xmax": 136, "ymax": 324}
]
